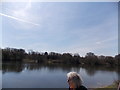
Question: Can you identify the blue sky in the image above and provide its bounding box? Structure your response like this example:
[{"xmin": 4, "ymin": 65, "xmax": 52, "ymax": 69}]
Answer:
[{"xmin": 0, "ymin": 2, "xmax": 118, "ymax": 56}]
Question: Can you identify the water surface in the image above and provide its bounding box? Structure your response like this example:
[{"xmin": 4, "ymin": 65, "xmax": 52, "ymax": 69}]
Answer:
[{"xmin": 2, "ymin": 62, "xmax": 118, "ymax": 88}]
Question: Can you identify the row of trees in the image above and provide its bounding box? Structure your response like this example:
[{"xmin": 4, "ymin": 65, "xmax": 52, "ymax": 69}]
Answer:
[
  {"xmin": 2, "ymin": 48, "xmax": 120, "ymax": 66},
  {"xmin": 2, "ymin": 48, "xmax": 26, "ymax": 61}
]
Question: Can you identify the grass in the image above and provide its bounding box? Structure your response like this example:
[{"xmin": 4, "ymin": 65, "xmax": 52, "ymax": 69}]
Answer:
[{"xmin": 92, "ymin": 81, "xmax": 119, "ymax": 90}]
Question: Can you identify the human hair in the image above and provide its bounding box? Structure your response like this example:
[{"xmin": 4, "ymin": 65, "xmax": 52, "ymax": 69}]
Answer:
[{"xmin": 67, "ymin": 72, "xmax": 82, "ymax": 88}]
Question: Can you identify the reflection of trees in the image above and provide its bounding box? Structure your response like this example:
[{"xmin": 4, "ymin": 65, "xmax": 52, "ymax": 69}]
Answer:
[
  {"xmin": 83, "ymin": 65, "xmax": 118, "ymax": 76},
  {"xmin": 0, "ymin": 64, "xmax": 1, "ymax": 70},
  {"xmin": 2, "ymin": 62, "xmax": 81, "ymax": 74},
  {"xmin": 84, "ymin": 67, "xmax": 97, "ymax": 76},
  {"xmin": 118, "ymin": 67, "xmax": 120, "ymax": 81},
  {"xmin": 43, "ymin": 63, "xmax": 80, "ymax": 72},
  {"xmin": 2, "ymin": 61, "xmax": 24, "ymax": 74},
  {"xmin": 2, "ymin": 62, "xmax": 118, "ymax": 76},
  {"xmin": 25, "ymin": 63, "xmax": 81, "ymax": 72}
]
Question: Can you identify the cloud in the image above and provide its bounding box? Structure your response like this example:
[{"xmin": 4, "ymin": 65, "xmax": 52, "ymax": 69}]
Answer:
[
  {"xmin": 2, "ymin": 2, "xmax": 117, "ymax": 56},
  {"xmin": 1, "ymin": 0, "xmax": 39, "ymax": 27},
  {"xmin": 96, "ymin": 36, "xmax": 117, "ymax": 45},
  {"xmin": 0, "ymin": 13, "xmax": 39, "ymax": 26}
]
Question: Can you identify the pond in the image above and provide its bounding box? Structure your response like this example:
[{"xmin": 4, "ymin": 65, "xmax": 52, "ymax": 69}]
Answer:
[{"xmin": 2, "ymin": 62, "xmax": 119, "ymax": 88}]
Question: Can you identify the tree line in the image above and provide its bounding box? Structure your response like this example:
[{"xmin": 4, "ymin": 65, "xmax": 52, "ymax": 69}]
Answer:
[{"xmin": 2, "ymin": 47, "xmax": 120, "ymax": 66}]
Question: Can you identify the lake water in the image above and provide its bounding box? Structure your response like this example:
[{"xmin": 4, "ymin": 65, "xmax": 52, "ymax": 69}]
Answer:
[{"xmin": 2, "ymin": 62, "xmax": 119, "ymax": 88}]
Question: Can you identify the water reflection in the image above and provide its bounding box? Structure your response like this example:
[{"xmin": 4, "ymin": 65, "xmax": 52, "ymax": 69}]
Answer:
[
  {"xmin": 3, "ymin": 62, "xmax": 79, "ymax": 73},
  {"xmin": 2, "ymin": 62, "xmax": 119, "ymax": 88},
  {"xmin": 2, "ymin": 62, "xmax": 118, "ymax": 75},
  {"xmin": 83, "ymin": 66, "xmax": 118, "ymax": 76}
]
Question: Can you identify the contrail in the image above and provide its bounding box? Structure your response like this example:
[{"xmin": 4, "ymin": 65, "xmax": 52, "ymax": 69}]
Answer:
[{"xmin": 0, "ymin": 12, "xmax": 39, "ymax": 26}]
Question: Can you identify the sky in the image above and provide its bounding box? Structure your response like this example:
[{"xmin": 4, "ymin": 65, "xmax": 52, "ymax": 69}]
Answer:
[{"xmin": 0, "ymin": 2, "xmax": 118, "ymax": 56}]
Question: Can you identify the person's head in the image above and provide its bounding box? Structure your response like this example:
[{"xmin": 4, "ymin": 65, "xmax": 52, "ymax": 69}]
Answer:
[{"xmin": 67, "ymin": 72, "xmax": 82, "ymax": 88}]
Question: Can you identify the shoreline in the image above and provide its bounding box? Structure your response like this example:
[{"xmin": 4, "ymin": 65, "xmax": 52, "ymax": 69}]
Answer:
[{"xmin": 93, "ymin": 81, "xmax": 118, "ymax": 90}]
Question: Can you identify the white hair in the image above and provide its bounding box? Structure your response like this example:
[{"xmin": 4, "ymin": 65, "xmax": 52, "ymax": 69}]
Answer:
[{"xmin": 67, "ymin": 72, "xmax": 82, "ymax": 88}]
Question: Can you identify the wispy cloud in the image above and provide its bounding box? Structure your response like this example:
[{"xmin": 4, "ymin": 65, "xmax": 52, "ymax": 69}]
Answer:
[
  {"xmin": 0, "ymin": 13, "xmax": 39, "ymax": 26},
  {"xmin": 96, "ymin": 36, "xmax": 117, "ymax": 44}
]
